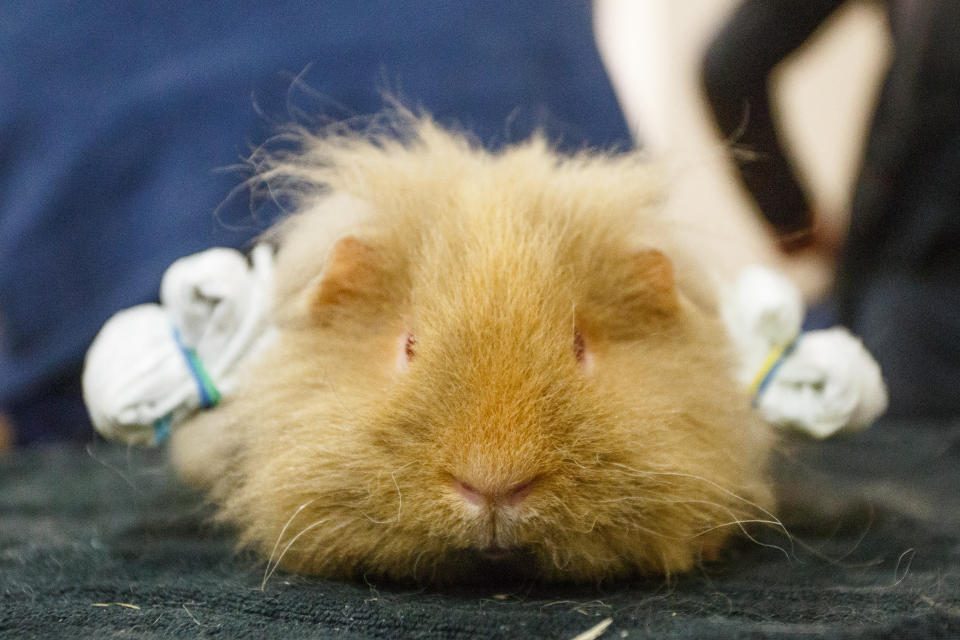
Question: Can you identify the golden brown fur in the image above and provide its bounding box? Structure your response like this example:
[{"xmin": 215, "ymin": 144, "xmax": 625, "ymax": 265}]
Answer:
[{"xmin": 170, "ymin": 116, "xmax": 774, "ymax": 584}]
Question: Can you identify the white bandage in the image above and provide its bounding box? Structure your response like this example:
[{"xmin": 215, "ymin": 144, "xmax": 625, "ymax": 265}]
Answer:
[
  {"xmin": 722, "ymin": 266, "xmax": 888, "ymax": 438},
  {"xmin": 82, "ymin": 244, "xmax": 275, "ymax": 446}
]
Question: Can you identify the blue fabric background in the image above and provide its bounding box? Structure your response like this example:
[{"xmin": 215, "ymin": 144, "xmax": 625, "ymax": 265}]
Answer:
[{"xmin": 0, "ymin": 1, "xmax": 632, "ymax": 443}]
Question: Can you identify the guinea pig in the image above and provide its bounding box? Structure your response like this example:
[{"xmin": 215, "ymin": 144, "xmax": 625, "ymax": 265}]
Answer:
[{"xmin": 170, "ymin": 115, "xmax": 774, "ymax": 584}]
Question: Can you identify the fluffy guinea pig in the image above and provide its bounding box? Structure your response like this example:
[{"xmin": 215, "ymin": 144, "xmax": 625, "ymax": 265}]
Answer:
[{"xmin": 170, "ymin": 116, "xmax": 774, "ymax": 584}]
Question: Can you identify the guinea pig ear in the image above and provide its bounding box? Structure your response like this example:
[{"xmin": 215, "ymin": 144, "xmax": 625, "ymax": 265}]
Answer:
[
  {"xmin": 306, "ymin": 235, "xmax": 391, "ymax": 320},
  {"xmin": 590, "ymin": 247, "xmax": 679, "ymax": 340},
  {"xmin": 627, "ymin": 247, "xmax": 679, "ymax": 316}
]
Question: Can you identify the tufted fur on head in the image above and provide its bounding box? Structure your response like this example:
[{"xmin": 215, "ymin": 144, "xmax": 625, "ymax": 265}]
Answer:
[{"xmin": 170, "ymin": 114, "xmax": 774, "ymax": 584}]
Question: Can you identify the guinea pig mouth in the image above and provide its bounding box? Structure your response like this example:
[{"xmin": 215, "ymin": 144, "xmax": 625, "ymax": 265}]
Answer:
[
  {"xmin": 477, "ymin": 546, "xmax": 519, "ymax": 562},
  {"xmin": 463, "ymin": 546, "xmax": 538, "ymax": 582}
]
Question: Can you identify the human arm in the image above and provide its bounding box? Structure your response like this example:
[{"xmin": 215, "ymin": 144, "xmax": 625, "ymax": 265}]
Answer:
[{"xmin": 700, "ymin": 0, "xmax": 847, "ymax": 251}]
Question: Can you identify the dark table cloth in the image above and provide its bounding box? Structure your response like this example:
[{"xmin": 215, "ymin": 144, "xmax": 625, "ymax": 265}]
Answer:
[{"xmin": 2, "ymin": 417, "xmax": 959, "ymax": 638}]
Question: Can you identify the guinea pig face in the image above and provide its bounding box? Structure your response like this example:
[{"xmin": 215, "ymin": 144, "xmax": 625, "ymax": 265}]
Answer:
[{"xmin": 172, "ymin": 127, "xmax": 773, "ymax": 584}]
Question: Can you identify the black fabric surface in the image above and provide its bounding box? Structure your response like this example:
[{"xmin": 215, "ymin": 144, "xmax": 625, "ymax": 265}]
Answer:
[{"xmin": 2, "ymin": 418, "xmax": 959, "ymax": 639}]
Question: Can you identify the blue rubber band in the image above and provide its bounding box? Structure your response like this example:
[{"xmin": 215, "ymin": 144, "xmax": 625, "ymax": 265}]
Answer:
[
  {"xmin": 171, "ymin": 329, "xmax": 221, "ymax": 409},
  {"xmin": 153, "ymin": 414, "xmax": 173, "ymax": 444},
  {"xmin": 751, "ymin": 336, "xmax": 799, "ymax": 407}
]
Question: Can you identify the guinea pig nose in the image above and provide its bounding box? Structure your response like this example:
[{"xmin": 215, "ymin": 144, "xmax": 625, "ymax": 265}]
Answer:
[{"xmin": 452, "ymin": 477, "xmax": 535, "ymax": 507}]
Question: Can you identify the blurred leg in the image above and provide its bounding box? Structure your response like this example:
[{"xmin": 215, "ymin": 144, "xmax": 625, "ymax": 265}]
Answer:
[{"xmin": 849, "ymin": 132, "xmax": 960, "ymax": 416}]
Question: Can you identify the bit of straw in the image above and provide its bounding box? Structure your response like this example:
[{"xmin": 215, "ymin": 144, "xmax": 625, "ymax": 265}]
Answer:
[
  {"xmin": 91, "ymin": 602, "xmax": 141, "ymax": 610},
  {"xmin": 570, "ymin": 617, "xmax": 613, "ymax": 640}
]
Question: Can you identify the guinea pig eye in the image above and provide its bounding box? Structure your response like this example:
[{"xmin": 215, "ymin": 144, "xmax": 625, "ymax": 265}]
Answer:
[
  {"xmin": 573, "ymin": 328, "xmax": 586, "ymax": 365},
  {"xmin": 396, "ymin": 331, "xmax": 416, "ymax": 372},
  {"xmin": 405, "ymin": 332, "xmax": 417, "ymax": 360},
  {"xmin": 572, "ymin": 327, "xmax": 595, "ymax": 373}
]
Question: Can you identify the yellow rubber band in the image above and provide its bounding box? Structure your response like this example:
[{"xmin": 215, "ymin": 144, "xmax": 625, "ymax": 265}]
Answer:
[{"xmin": 749, "ymin": 339, "xmax": 797, "ymax": 397}]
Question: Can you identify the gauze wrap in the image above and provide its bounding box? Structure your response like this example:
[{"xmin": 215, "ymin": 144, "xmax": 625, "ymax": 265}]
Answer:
[
  {"xmin": 82, "ymin": 244, "xmax": 275, "ymax": 446},
  {"xmin": 722, "ymin": 266, "xmax": 888, "ymax": 438}
]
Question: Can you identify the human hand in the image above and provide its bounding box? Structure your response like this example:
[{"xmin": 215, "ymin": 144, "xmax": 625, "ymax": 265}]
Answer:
[{"xmin": 775, "ymin": 212, "xmax": 846, "ymax": 262}]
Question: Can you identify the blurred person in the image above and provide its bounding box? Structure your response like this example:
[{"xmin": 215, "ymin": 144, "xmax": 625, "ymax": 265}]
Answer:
[
  {"xmin": 701, "ymin": 0, "xmax": 960, "ymax": 416},
  {"xmin": 0, "ymin": 0, "xmax": 631, "ymax": 446}
]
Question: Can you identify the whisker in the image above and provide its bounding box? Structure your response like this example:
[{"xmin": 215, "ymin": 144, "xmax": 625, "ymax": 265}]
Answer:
[
  {"xmin": 608, "ymin": 463, "xmax": 785, "ymax": 532},
  {"xmin": 85, "ymin": 444, "xmax": 141, "ymax": 494},
  {"xmin": 688, "ymin": 502, "xmax": 793, "ymax": 560},
  {"xmin": 411, "ymin": 548, "xmax": 429, "ymax": 582},
  {"xmin": 545, "ymin": 498, "xmax": 603, "ymax": 535},
  {"xmin": 781, "ymin": 513, "xmax": 884, "ymax": 570},
  {"xmin": 390, "ymin": 462, "xmax": 412, "ymax": 522},
  {"xmin": 287, "ymin": 518, "xmax": 356, "ymax": 573},
  {"xmin": 891, "ymin": 548, "xmax": 916, "ymax": 587},
  {"xmin": 361, "ymin": 461, "xmax": 413, "ymax": 524},
  {"xmin": 602, "ymin": 463, "xmax": 795, "ymax": 560},
  {"xmin": 549, "ymin": 544, "xmax": 572, "ymax": 571},
  {"xmin": 261, "ymin": 517, "xmax": 330, "ymax": 590},
  {"xmin": 262, "ymin": 499, "xmax": 316, "ymax": 590}
]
